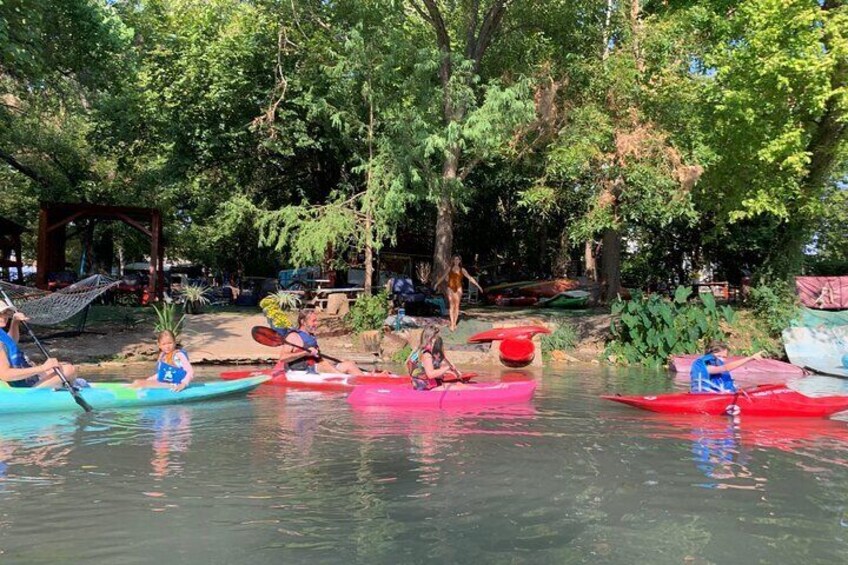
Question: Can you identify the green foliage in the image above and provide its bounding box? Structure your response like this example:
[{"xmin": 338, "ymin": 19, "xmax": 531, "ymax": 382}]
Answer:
[
  {"xmin": 748, "ymin": 279, "xmax": 799, "ymax": 337},
  {"xmin": 541, "ymin": 319, "xmax": 578, "ymax": 356},
  {"xmin": 152, "ymin": 302, "xmax": 186, "ymax": 339},
  {"xmin": 606, "ymin": 286, "xmax": 736, "ymax": 367},
  {"xmin": 344, "ymin": 291, "xmax": 389, "ymax": 334},
  {"xmin": 392, "ymin": 344, "xmax": 412, "ymax": 365}
]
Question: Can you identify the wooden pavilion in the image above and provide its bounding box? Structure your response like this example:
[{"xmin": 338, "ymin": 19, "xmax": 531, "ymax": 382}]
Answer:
[
  {"xmin": 36, "ymin": 203, "xmax": 164, "ymax": 297},
  {"xmin": 0, "ymin": 216, "xmax": 25, "ymax": 282}
]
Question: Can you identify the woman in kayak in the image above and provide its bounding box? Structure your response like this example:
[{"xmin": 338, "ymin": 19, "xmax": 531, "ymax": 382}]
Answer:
[
  {"xmin": 690, "ymin": 341, "xmax": 764, "ymax": 393},
  {"xmin": 131, "ymin": 330, "xmax": 194, "ymax": 391},
  {"xmin": 0, "ymin": 302, "xmax": 79, "ymax": 388},
  {"xmin": 407, "ymin": 326, "xmax": 465, "ymax": 390},
  {"xmin": 275, "ymin": 309, "xmax": 360, "ymax": 375},
  {"xmin": 434, "ymin": 255, "xmax": 483, "ymax": 332}
]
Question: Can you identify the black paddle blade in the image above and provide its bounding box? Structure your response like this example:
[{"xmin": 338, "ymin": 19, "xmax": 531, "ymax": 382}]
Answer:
[
  {"xmin": 72, "ymin": 390, "xmax": 93, "ymax": 412},
  {"xmin": 252, "ymin": 326, "xmax": 285, "ymax": 347}
]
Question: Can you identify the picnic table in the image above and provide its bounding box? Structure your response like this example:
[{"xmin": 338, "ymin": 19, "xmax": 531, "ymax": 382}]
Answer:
[{"xmin": 310, "ymin": 286, "xmax": 365, "ymax": 313}]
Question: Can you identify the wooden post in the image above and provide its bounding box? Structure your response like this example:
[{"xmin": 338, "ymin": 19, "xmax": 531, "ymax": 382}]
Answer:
[
  {"xmin": 36, "ymin": 207, "xmax": 50, "ymax": 289},
  {"xmin": 149, "ymin": 211, "xmax": 161, "ymax": 299}
]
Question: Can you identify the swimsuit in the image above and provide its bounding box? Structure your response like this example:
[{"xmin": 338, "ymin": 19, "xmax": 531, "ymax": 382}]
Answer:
[{"xmin": 447, "ymin": 270, "xmax": 463, "ymax": 292}]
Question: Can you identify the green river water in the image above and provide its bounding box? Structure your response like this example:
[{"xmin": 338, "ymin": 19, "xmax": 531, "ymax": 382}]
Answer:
[{"xmin": 1, "ymin": 366, "xmax": 848, "ymax": 564}]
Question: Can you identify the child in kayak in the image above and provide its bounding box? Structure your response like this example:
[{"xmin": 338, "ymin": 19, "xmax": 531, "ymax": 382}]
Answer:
[
  {"xmin": 690, "ymin": 341, "xmax": 764, "ymax": 393},
  {"xmin": 0, "ymin": 302, "xmax": 79, "ymax": 388},
  {"xmin": 131, "ymin": 330, "xmax": 194, "ymax": 391},
  {"xmin": 407, "ymin": 326, "xmax": 465, "ymax": 390}
]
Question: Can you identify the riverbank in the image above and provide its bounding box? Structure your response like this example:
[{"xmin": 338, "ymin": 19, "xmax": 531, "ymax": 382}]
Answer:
[{"xmin": 30, "ymin": 304, "xmax": 611, "ymax": 371}]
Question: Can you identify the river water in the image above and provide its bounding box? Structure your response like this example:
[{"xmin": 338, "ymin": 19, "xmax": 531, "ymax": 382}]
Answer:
[{"xmin": 1, "ymin": 366, "xmax": 848, "ymax": 564}]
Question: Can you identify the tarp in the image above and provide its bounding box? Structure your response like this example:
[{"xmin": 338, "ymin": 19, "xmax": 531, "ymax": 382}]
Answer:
[
  {"xmin": 795, "ymin": 276, "xmax": 848, "ymax": 310},
  {"xmin": 792, "ymin": 306, "xmax": 848, "ymax": 329},
  {"xmin": 782, "ymin": 325, "xmax": 848, "ymax": 378}
]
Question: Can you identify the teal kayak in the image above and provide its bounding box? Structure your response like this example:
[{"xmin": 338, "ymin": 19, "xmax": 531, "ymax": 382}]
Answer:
[{"xmin": 0, "ymin": 375, "xmax": 269, "ymax": 415}]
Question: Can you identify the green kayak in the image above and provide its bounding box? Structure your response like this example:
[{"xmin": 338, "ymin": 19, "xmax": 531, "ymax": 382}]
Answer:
[
  {"xmin": 540, "ymin": 294, "xmax": 589, "ymax": 309},
  {"xmin": 0, "ymin": 375, "xmax": 269, "ymax": 415}
]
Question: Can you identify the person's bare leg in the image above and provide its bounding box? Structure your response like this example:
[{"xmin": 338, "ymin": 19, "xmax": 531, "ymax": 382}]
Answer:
[{"xmin": 35, "ymin": 363, "xmax": 77, "ymax": 388}]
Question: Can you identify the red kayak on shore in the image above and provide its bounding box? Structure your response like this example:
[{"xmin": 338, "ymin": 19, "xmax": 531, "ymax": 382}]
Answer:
[
  {"xmin": 467, "ymin": 325, "xmax": 551, "ymax": 343},
  {"xmin": 220, "ymin": 369, "xmax": 409, "ymax": 392},
  {"xmin": 602, "ymin": 384, "xmax": 848, "ymax": 418}
]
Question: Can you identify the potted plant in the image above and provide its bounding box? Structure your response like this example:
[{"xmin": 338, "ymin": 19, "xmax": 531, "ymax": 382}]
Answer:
[
  {"xmin": 260, "ymin": 290, "xmax": 300, "ymax": 329},
  {"xmin": 182, "ymin": 284, "xmax": 210, "ymax": 314}
]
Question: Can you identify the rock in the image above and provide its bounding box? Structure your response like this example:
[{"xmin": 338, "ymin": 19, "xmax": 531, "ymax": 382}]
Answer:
[
  {"xmin": 550, "ymin": 350, "xmax": 579, "ymax": 363},
  {"xmin": 380, "ymin": 332, "xmax": 409, "ymax": 360}
]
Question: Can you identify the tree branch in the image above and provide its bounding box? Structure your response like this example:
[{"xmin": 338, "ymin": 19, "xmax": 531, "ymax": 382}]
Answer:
[{"xmin": 0, "ymin": 147, "xmax": 50, "ymax": 188}]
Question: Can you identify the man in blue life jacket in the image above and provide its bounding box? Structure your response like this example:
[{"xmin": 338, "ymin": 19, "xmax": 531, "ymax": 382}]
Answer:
[
  {"xmin": 0, "ymin": 303, "xmax": 78, "ymax": 388},
  {"xmin": 275, "ymin": 309, "xmax": 361, "ymax": 375},
  {"xmin": 690, "ymin": 341, "xmax": 764, "ymax": 393}
]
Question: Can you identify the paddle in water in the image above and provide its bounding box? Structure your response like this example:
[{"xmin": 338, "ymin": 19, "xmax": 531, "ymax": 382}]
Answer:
[{"xmin": 0, "ymin": 290, "xmax": 93, "ymax": 413}]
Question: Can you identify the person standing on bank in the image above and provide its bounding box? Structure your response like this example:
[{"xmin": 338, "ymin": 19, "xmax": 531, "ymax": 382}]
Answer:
[{"xmin": 435, "ymin": 256, "xmax": 484, "ymax": 332}]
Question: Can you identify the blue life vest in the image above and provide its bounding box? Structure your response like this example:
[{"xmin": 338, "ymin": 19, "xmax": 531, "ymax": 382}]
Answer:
[
  {"xmin": 283, "ymin": 329, "xmax": 320, "ymax": 373},
  {"xmin": 690, "ymin": 353, "xmax": 736, "ymax": 393},
  {"xmin": 156, "ymin": 350, "xmax": 189, "ymax": 385},
  {"xmin": 0, "ymin": 328, "xmax": 39, "ymax": 388}
]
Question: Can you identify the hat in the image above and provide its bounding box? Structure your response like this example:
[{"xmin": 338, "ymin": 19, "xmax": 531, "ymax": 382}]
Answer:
[{"xmin": 0, "ymin": 302, "xmax": 15, "ymax": 315}]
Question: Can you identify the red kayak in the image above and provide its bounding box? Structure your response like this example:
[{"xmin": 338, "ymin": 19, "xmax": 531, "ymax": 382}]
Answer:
[
  {"xmin": 602, "ymin": 384, "xmax": 848, "ymax": 418},
  {"xmin": 220, "ymin": 369, "xmax": 409, "ymax": 392},
  {"xmin": 468, "ymin": 325, "xmax": 551, "ymax": 343}
]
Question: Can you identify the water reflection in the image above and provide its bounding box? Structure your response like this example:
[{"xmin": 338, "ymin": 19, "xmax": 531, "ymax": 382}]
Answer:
[{"xmin": 141, "ymin": 407, "xmax": 193, "ymax": 479}]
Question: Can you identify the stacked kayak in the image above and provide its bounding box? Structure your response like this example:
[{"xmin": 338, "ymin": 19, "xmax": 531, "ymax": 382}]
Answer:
[
  {"xmin": 538, "ymin": 290, "xmax": 590, "ymax": 309},
  {"xmin": 602, "ymin": 384, "xmax": 848, "ymax": 418},
  {"xmin": 347, "ymin": 380, "xmax": 537, "ymax": 408},
  {"xmin": 468, "ymin": 325, "xmax": 550, "ymax": 367},
  {"xmin": 220, "ymin": 369, "xmax": 408, "ymax": 391},
  {"xmin": 0, "ymin": 375, "xmax": 269, "ymax": 415}
]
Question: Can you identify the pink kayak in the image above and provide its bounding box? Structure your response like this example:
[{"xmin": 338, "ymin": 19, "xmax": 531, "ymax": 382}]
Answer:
[
  {"xmin": 347, "ymin": 380, "xmax": 537, "ymax": 408},
  {"xmin": 602, "ymin": 384, "xmax": 848, "ymax": 418},
  {"xmin": 669, "ymin": 355, "xmax": 806, "ymax": 376}
]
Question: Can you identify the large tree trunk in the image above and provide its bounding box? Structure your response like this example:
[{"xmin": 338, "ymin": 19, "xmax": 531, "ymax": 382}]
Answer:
[
  {"xmin": 364, "ymin": 211, "xmax": 374, "ymax": 294},
  {"xmin": 601, "ymin": 228, "xmax": 622, "ymax": 302},
  {"xmin": 433, "ymin": 148, "xmax": 457, "ymax": 281},
  {"xmin": 584, "ymin": 240, "xmax": 597, "ymax": 281}
]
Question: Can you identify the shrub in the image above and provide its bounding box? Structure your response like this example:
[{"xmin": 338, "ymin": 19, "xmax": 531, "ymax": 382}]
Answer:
[
  {"xmin": 392, "ymin": 344, "xmax": 412, "ymax": 365},
  {"xmin": 345, "ymin": 291, "xmax": 390, "ymax": 334},
  {"xmin": 606, "ymin": 286, "xmax": 737, "ymax": 367},
  {"xmin": 748, "ymin": 279, "xmax": 798, "ymax": 337},
  {"xmin": 541, "ymin": 319, "xmax": 578, "ymax": 356}
]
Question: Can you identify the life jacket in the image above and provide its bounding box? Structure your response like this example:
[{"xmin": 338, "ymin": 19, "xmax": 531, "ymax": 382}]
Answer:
[
  {"xmin": 1, "ymin": 328, "xmax": 39, "ymax": 388},
  {"xmin": 406, "ymin": 345, "xmax": 443, "ymax": 390},
  {"xmin": 690, "ymin": 353, "xmax": 736, "ymax": 393},
  {"xmin": 0, "ymin": 328, "xmax": 27, "ymax": 369},
  {"xmin": 156, "ymin": 349, "xmax": 189, "ymax": 385},
  {"xmin": 283, "ymin": 328, "xmax": 320, "ymax": 373}
]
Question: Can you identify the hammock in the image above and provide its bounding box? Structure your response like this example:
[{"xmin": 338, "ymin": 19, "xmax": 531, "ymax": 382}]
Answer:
[{"xmin": 0, "ymin": 274, "xmax": 120, "ymax": 326}]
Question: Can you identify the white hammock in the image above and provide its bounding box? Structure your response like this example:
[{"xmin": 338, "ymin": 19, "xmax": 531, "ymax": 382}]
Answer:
[{"xmin": 0, "ymin": 274, "xmax": 120, "ymax": 326}]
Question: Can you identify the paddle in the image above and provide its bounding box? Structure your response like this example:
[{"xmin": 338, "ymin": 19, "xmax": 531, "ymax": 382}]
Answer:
[{"xmin": 0, "ymin": 289, "xmax": 93, "ymax": 413}]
